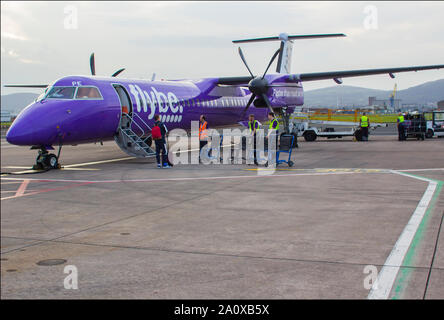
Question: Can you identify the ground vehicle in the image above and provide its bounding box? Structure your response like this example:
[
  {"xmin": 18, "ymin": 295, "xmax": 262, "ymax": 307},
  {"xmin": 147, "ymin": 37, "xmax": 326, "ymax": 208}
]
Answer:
[
  {"xmin": 424, "ymin": 111, "xmax": 444, "ymax": 138},
  {"xmin": 291, "ymin": 120, "xmax": 386, "ymax": 142}
]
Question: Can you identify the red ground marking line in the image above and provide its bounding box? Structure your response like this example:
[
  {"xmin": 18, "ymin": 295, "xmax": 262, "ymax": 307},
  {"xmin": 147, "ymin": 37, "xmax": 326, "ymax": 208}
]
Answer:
[
  {"xmin": 15, "ymin": 179, "xmax": 30, "ymax": 196},
  {"xmin": 1, "ymin": 181, "xmax": 95, "ymax": 200}
]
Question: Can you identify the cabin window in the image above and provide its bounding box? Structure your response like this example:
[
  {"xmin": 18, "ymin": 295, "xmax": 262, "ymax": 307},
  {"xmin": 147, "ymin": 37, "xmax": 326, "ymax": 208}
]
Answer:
[
  {"xmin": 46, "ymin": 86, "xmax": 76, "ymax": 99},
  {"xmin": 75, "ymin": 86, "xmax": 102, "ymax": 99}
]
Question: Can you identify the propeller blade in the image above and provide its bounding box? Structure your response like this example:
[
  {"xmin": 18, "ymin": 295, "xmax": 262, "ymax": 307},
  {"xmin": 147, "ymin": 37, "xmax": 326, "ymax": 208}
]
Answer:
[
  {"xmin": 111, "ymin": 68, "xmax": 125, "ymax": 77},
  {"xmin": 238, "ymin": 47, "xmax": 255, "ymax": 78},
  {"xmin": 262, "ymin": 48, "xmax": 281, "ymax": 79},
  {"xmin": 261, "ymin": 93, "xmax": 275, "ymax": 115},
  {"xmin": 151, "ymin": 73, "xmax": 156, "ymax": 81},
  {"xmin": 90, "ymin": 53, "xmax": 96, "ymax": 76},
  {"xmin": 240, "ymin": 94, "xmax": 256, "ymax": 119}
]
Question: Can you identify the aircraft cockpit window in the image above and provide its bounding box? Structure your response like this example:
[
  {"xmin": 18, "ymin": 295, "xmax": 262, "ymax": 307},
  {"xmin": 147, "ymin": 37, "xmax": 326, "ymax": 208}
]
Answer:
[
  {"xmin": 46, "ymin": 86, "xmax": 76, "ymax": 99},
  {"xmin": 75, "ymin": 86, "xmax": 102, "ymax": 99},
  {"xmin": 36, "ymin": 86, "xmax": 51, "ymax": 102}
]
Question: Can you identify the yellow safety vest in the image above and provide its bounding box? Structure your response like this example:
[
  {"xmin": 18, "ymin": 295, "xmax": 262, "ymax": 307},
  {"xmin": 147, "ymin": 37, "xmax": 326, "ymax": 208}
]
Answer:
[
  {"xmin": 398, "ymin": 115, "xmax": 404, "ymax": 123},
  {"xmin": 360, "ymin": 115, "xmax": 369, "ymax": 128},
  {"xmin": 248, "ymin": 120, "xmax": 258, "ymax": 133},
  {"xmin": 269, "ymin": 118, "xmax": 279, "ymax": 130}
]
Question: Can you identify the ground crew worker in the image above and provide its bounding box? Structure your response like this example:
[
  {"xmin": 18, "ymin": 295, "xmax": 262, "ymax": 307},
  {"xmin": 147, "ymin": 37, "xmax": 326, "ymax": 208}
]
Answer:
[
  {"xmin": 199, "ymin": 115, "xmax": 209, "ymax": 160},
  {"xmin": 153, "ymin": 114, "xmax": 170, "ymax": 168},
  {"xmin": 267, "ymin": 112, "xmax": 279, "ymax": 162},
  {"xmin": 360, "ymin": 112, "xmax": 369, "ymax": 141},
  {"xmin": 397, "ymin": 112, "xmax": 405, "ymax": 141},
  {"xmin": 248, "ymin": 114, "xmax": 259, "ymax": 165}
]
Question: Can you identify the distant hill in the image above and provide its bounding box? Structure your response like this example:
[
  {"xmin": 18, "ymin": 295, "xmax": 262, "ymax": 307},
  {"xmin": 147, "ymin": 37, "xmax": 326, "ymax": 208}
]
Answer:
[
  {"xmin": 1, "ymin": 93, "xmax": 39, "ymax": 115},
  {"xmin": 303, "ymin": 79, "xmax": 444, "ymax": 107},
  {"xmin": 1, "ymin": 79, "xmax": 443, "ymax": 114}
]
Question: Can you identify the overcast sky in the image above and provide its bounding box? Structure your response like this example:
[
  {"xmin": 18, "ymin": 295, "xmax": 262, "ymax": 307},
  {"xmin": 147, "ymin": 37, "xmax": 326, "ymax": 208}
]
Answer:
[{"xmin": 2, "ymin": 1, "xmax": 444, "ymax": 96}]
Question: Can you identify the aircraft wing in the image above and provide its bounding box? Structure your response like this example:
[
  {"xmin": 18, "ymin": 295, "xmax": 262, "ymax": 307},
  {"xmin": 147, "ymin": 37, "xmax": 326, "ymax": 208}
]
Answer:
[
  {"xmin": 4, "ymin": 84, "xmax": 49, "ymax": 88},
  {"xmin": 295, "ymin": 64, "xmax": 444, "ymax": 82}
]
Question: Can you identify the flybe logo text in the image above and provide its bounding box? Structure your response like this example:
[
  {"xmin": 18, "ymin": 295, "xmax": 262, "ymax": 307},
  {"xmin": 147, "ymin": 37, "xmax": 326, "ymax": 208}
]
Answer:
[{"xmin": 129, "ymin": 84, "xmax": 183, "ymax": 120}]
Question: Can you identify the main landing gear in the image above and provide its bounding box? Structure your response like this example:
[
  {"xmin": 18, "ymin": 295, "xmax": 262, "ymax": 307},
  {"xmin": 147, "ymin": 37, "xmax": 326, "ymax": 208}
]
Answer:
[{"xmin": 32, "ymin": 145, "xmax": 62, "ymax": 170}]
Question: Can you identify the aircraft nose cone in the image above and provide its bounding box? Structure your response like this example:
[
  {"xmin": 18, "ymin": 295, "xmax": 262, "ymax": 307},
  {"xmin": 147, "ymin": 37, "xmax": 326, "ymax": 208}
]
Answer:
[
  {"xmin": 6, "ymin": 119, "xmax": 31, "ymax": 145},
  {"xmin": 5, "ymin": 104, "xmax": 59, "ymax": 146}
]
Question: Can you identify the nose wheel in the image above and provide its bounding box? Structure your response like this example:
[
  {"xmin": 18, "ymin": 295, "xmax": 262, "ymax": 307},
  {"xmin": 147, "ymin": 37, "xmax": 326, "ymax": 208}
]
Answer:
[{"xmin": 32, "ymin": 146, "xmax": 61, "ymax": 170}]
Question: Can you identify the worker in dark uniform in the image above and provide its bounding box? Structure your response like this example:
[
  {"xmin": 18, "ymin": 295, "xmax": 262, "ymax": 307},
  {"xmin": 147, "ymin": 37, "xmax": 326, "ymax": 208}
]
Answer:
[
  {"xmin": 153, "ymin": 114, "xmax": 170, "ymax": 168},
  {"xmin": 397, "ymin": 112, "xmax": 405, "ymax": 141},
  {"xmin": 248, "ymin": 114, "xmax": 259, "ymax": 165},
  {"xmin": 360, "ymin": 112, "xmax": 370, "ymax": 141}
]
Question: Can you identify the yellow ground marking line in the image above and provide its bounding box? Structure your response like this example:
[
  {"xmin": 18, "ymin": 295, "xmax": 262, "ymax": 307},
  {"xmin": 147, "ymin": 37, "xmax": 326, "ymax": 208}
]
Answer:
[{"xmin": 62, "ymin": 157, "xmax": 135, "ymax": 168}]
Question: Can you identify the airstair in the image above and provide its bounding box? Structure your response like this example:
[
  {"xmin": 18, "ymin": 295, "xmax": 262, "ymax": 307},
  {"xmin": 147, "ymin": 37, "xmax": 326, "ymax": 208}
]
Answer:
[{"xmin": 114, "ymin": 112, "xmax": 156, "ymax": 158}]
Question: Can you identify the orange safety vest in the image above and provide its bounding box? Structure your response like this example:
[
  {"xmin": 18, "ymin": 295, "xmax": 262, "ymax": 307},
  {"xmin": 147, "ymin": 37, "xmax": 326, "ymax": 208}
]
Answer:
[{"xmin": 199, "ymin": 121, "xmax": 208, "ymax": 140}]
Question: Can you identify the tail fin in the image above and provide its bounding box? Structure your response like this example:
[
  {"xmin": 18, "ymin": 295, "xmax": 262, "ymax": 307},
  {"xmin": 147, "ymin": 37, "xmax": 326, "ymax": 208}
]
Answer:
[{"xmin": 233, "ymin": 33, "xmax": 346, "ymax": 74}]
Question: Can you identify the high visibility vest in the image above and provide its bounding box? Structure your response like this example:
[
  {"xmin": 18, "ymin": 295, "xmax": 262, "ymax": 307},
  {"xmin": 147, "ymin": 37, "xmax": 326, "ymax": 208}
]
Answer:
[
  {"xmin": 269, "ymin": 118, "xmax": 279, "ymax": 130},
  {"xmin": 199, "ymin": 121, "xmax": 208, "ymax": 140},
  {"xmin": 360, "ymin": 115, "xmax": 369, "ymax": 128},
  {"xmin": 248, "ymin": 120, "xmax": 258, "ymax": 133},
  {"xmin": 398, "ymin": 115, "xmax": 405, "ymax": 123}
]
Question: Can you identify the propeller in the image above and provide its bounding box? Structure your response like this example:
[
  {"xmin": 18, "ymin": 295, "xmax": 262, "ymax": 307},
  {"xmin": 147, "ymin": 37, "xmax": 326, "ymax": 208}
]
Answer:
[
  {"xmin": 90, "ymin": 52, "xmax": 125, "ymax": 77},
  {"xmin": 237, "ymin": 47, "xmax": 281, "ymax": 118}
]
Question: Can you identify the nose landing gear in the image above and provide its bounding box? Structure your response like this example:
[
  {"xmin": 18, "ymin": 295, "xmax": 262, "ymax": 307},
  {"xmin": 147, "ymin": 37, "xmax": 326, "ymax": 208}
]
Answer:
[{"xmin": 32, "ymin": 146, "xmax": 62, "ymax": 171}]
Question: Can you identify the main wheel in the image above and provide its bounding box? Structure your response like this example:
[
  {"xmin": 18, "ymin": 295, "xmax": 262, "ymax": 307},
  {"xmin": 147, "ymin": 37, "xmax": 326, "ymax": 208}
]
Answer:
[{"xmin": 45, "ymin": 154, "xmax": 59, "ymax": 169}]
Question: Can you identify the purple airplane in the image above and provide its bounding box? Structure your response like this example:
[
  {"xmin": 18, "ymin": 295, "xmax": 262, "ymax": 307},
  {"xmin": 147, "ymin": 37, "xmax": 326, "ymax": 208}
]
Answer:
[{"xmin": 5, "ymin": 33, "xmax": 444, "ymax": 169}]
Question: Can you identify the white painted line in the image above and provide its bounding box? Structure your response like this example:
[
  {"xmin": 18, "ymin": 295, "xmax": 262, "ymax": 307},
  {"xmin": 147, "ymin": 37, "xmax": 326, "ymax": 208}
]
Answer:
[
  {"xmin": 0, "ymin": 171, "xmax": 356, "ymax": 184},
  {"xmin": 398, "ymin": 168, "xmax": 444, "ymax": 172},
  {"xmin": 368, "ymin": 171, "xmax": 438, "ymax": 299}
]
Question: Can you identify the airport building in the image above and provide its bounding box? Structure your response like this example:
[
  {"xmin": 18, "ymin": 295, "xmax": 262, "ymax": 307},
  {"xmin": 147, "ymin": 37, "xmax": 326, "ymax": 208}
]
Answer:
[
  {"xmin": 368, "ymin": 96, "xmax": 402, "ymax": 110},
  {"xmin": 1, "ymin": 111, "xmax": 12, "ymax": 123}
]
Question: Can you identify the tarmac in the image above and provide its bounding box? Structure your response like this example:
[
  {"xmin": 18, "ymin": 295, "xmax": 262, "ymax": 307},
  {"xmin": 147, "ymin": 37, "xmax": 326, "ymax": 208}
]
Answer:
[{"xmin": 1, "ymin": 130, "xmax": 443, "ymax": 299}]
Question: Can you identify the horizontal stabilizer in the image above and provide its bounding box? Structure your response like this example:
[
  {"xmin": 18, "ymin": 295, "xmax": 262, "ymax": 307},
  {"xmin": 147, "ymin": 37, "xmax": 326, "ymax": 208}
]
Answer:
[{"xmin": 232, "ymin": 33, "xmax": 346, "ymax": 43}]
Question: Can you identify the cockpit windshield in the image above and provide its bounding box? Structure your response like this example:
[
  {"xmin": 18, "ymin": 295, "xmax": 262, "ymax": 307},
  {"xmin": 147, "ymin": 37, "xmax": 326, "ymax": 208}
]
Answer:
[
  {"xmin": 75, "ymin": 86, "xmax": 102, "ymax": 99},
  {"xmin": 35, "ymin": 85, "xmax": 103, "ymax": 102},
  {"xmin": 46, "ymin": 87, "xmax": 76, "ymax": 99}
]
